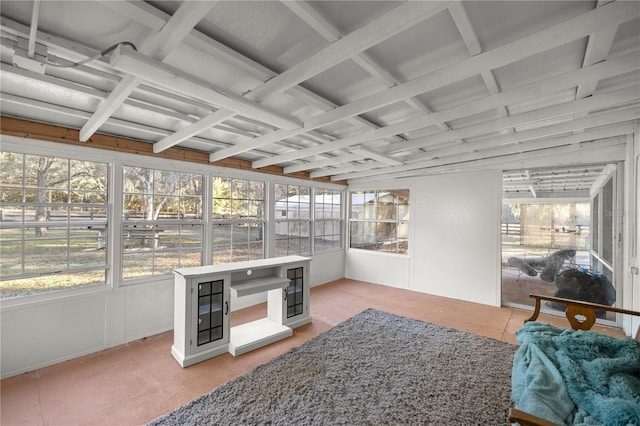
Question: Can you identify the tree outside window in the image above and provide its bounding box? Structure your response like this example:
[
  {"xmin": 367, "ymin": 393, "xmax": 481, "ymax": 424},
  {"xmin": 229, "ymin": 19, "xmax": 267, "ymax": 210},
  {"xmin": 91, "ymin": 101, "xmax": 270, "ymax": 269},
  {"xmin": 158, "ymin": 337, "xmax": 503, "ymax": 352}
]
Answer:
[
  {"xmin": 212, "ymin": 177, "xmax": 265, "ymax": 264},
  {"xmin": 0, "ymin": 152, "xmax": 108, "ymax": 299},
  {"xmin": 122, "ymin": 166, "xmax": 203, "ymax": 280}
]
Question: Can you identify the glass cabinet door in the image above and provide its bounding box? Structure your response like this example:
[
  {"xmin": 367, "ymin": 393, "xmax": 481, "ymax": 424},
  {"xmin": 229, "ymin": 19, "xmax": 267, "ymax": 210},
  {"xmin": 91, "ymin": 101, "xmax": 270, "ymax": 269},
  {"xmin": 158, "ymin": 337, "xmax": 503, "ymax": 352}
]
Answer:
[
  {"xmin": 197, "ymin": 279, "xmax": 225, "ymax": 346},
  {"xmin": 286, "ymin": 267, "xmax": 304, "ymax": 318}
]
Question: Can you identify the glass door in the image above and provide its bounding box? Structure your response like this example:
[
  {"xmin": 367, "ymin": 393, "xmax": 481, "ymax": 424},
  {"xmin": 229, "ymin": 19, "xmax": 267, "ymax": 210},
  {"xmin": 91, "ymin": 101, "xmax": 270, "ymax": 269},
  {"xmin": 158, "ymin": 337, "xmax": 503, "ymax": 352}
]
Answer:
[
  {"xmin": 286, "ymin": 267, "xmax": 304, "ymax": 318},
  {"xmin": 196, "ymin": 279, "xmax": 226, "ymax": 347}
]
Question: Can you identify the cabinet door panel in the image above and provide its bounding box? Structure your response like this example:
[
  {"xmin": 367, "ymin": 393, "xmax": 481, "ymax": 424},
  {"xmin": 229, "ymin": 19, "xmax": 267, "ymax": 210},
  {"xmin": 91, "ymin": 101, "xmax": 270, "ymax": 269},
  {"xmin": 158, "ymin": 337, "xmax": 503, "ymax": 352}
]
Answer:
[{"xmin": 193, "ymin": 277, "xmax": 229, "ymax": 352}]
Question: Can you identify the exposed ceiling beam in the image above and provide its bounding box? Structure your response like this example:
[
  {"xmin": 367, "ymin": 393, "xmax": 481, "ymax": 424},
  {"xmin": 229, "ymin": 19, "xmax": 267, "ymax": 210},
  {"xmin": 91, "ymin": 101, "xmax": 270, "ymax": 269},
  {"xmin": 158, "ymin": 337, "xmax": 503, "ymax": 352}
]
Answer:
[
  {"xmin": 283, "ymin": 153, "xmax": 361, "ymax": 174},
  {"xmin": 245, "ymin": 1, "xmax": 449, "ymax": 103},
  {"xmin": 110, "ymin": 0, "xmax": 408, "ymax": 155},
  {"xmin": 576, "ymin": 29, "xmax": 617, "ymax": 100},
  {"xmin": 231, "ymin": 1, "xmax": 638, "ymax": 167},
  {"xmin": 576, "ymin": 0, "xmax": 617, "ymax": 100},
  {"xmin": 109, "ymin": 46, "xmax": 301, "ymax": 131},
  {"xmin": 152, "ymin": 109, "xmax": 236, "ymax": 153},
  {"xmin": 101, "ymin": 0, "xmax": 400, "ymax": 141},
  {"xmin": 410, "ymin": 106, "xmax": 639, "ymax": 161},
  {"xmin": 346, "ymin": 137, "xmax": 627, "ymax": 184},
  {"xmin": 449, "ymin": 2, "xmax": 512, "ymax": 127},
  {"xmin": 0, "ymin": 93, "xmax": 242, "ymax": 152},
  {"xmin": 310, "ymin": 161, "xmax": 383, "ymax": 179},
  {"xmin": 349, "ymin": 145, "xmax": 404, "ymax": 166},
  {"xmin": 27, "ymin": 0, "xmax": 40, "ymax": 58},
  {"xmin": 331, "ymin": 123, "xmax": 636, "ymax": 181},
  {"xmin": 0, "ymin": 62, "xmax": 260, "ymax": 140},
  {"xmin": 283, "ymin": 0, "xmax": 450, "ymax": 132},
  {"xmin": 251, "ymin": 53, "xmax": 639, "ymax": 168},
  {"xmin": 79, "ymin": 1, "xmax": 217, "ymax": 141},
  {"xmin": 394, "ymin": 89, "xmax": 638, "ymax": 155}
]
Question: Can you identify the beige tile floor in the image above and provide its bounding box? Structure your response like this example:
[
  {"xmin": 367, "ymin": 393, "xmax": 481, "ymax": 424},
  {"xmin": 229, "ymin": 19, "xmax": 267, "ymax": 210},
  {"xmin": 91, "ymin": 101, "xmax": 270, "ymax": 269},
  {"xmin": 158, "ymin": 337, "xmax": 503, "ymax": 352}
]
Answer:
[{"xmin": 0, "ymin": 279, "xmax": 625, "ymax": 426}]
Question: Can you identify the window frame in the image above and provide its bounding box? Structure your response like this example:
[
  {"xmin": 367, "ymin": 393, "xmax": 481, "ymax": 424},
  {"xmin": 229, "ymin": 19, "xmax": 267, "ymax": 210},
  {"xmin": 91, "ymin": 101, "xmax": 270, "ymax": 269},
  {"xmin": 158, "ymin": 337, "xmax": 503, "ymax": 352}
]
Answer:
[
  {"xmin": 121, "ymin": 165, "xmax": 205, "ymax": 282},
  {"xmin": 211, "ymin": 176, "xmax": 266, "ymax": 264},
  {"xmin": 0, "ymin": 149, "xmax": 110, "ymax": 300},
  {"xmin": 313, "ymin": 187, "xmax": 343, "ymax": 254},
  {"xmin": 274, "ymin": 183, "xmax": 312, "ymax": 257},
  {"xmin": 348, "ymin": 189, "xmax": 410, "ymax": 255},
  {"xmin": 1, "ymin": 137, "xmax": 347, "ymax": 303}
]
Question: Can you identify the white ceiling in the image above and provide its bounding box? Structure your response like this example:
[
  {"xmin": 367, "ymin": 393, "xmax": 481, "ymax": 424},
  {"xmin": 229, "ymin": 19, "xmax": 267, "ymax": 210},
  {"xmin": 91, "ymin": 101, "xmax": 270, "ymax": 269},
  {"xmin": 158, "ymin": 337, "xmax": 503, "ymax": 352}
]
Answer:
[{"xmin": 1, "ymin": 1, "xmax": 639, "ymax": 197}]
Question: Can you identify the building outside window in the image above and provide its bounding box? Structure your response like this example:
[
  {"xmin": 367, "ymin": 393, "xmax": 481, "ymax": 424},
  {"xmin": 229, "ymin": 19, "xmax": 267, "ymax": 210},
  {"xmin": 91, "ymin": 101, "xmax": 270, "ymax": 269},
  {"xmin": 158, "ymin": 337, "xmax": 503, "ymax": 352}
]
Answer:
[
  {"xmin": 212, "ymin": 177, "xmax": 265, "ymax": 264},
  {"xmin": 275, "ymin": 184, "xmax": 311, "ymax": 256},
  {"xmin": 122, "ymin": 166, "xmax": 203, "ymax": 280},
  {"xmin": 314, "ymin": 188, "xmax": 342, "ymax": 253},
  {"xmin": 0, "ymin": 152, "xmax": 109, "ymax": 299},
  {"xmin": 349, "ymin": 189, "xmax": 409, "ymax": 254}
]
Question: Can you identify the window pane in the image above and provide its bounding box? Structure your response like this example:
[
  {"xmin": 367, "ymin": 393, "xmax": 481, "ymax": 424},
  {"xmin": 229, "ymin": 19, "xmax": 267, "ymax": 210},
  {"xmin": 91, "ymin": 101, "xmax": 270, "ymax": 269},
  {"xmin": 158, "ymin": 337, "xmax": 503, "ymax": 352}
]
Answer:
[
  {"xmin": 1, "ymin": 152, "xmax": 109, "ymax": 299},
  {"xmin": 212, "ymin": 178, "xmax": 265, "ymax": 264},
  {"xmin": 349, "ymin": 189, "xmax": 409, "ymax": 254},
  {"xmin": 212, "ymin": 223, "xmax": 232, "ymax": 264},
  {"xmin": 122, "ymin": 166, "xmax": 204, "ymax": 280}
]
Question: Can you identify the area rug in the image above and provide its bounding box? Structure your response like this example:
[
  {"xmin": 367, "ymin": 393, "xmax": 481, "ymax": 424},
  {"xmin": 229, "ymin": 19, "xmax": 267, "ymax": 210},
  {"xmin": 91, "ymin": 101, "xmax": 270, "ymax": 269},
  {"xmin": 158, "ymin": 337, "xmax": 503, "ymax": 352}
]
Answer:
[{"xmin": 149, "ymin": 308, "xmax": 517, "ymax": 425}]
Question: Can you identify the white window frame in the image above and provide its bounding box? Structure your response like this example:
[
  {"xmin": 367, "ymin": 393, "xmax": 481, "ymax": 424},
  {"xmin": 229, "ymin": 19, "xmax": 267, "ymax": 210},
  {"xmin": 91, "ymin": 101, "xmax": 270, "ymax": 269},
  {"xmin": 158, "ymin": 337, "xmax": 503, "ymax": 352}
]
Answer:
[
  {"xmin": 211, "ymin": 176, "xmax": 266, "ymax": 264},
  {"xmin": 120, "ymin": 165, "xmax": 204, "ymax": 282}
]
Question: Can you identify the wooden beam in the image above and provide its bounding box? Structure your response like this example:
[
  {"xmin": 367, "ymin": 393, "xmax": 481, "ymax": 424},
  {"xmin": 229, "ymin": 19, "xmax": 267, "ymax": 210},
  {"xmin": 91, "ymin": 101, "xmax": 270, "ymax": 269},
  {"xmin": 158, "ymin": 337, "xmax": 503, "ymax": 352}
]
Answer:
[
  {"xmin": 246, "ymin": 2, "xmax": 448, "ymax": 102},
  {"xmin": 79, "ymin": 1, "xmax": 217, "ymax": 141},
  {"xmin": 283, "ymin": 1, "xmax": 443, "ymax": 127},
  {"xmin": 0, "ymin": 116, "xmax": 343, "ymax": 184},
  {"xmin": 396, "ymin": 89, "xmax": 638, "ymax": 154},
  {"xmin": 152, "ymin": 109, "xmax": 236, "ymax": 153},
  {"xmin": 238, "ymin": 1, "xmax": 638, "ymax": 167},
  {"xmin": 306, "ymin": 1, "xmax": 637, "ymax": 131},
  {"xmin": 283, "ymin": 153, "xmax": 361, "ymax": 174},
  {"xmin": 576, "ymin": 0, "xmax": 617, "ymax": 100},
  {"xmin": 349, "ymin": 145, "xmax": 404, "ymax": 166},
  {"xmin": 252, "ymin": 53, "xmax": 639, "ymax": 168},
  {"xmin": 576, "ymin": 28, "xmax": 617, "ymax": 99},
  {"xmin": 142, "ymin": 1, "xmax": 218, "ymax": 60},
  {"xmin": 410, "ymin": 106, "xmax": 640, "ymax": 160},
  {"xmin": 109, "ymin": 46, "xmax": 301, "ymax": 131},
  {"xmin": 345, "ymin": 137, "xmax": 628, "ymax": 183},
  {"xmin": 230, "ymin": 2, "xmax": 640, "ymax": 167},
  {"xmin": 27, "ymin": 0, "xmax": 41, "ymax": 58},
  {"xmin": 332, "ymin": 125, "xmax": 635, "ymax": 182}
]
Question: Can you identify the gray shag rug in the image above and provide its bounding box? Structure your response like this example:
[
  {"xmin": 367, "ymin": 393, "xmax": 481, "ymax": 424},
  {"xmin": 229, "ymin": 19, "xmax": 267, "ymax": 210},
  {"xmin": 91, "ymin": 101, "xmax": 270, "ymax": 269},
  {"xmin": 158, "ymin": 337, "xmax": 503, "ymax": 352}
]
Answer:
[{"xmin": 149, "ymin": 309, "xmax": 517, "ymax": 425}]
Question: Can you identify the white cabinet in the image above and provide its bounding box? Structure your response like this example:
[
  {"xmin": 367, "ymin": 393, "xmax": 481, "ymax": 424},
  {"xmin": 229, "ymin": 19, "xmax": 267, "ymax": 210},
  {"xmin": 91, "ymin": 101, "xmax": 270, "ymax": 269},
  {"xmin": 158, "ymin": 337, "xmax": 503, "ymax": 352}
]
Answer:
[
  {"xmin": 268, "ymin": 260, "xmax": 311, "ymax": 329},
  {"xmin": 172, "ymin": 273, "xmax": 231, "ymax": 367},
  {"xmin": 172, "ymin": 256, "xmax": 311, "ymax": 367}
]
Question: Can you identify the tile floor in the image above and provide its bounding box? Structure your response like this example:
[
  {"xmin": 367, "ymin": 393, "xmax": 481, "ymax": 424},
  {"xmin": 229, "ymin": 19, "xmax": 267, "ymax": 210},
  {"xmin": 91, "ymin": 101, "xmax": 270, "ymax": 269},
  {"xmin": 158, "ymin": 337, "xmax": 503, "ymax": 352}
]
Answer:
[{"xmin": 0, "ymin": 279, "xmax": 625, "ymax": 426}]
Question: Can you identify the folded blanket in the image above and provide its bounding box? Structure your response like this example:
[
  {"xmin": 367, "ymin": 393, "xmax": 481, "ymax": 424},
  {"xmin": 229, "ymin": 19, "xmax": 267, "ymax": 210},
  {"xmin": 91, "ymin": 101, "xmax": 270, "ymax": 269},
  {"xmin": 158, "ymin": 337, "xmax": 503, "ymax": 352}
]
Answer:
[{"xmin": 512, "ymin": 322, "xmax": 640, "ymax": 426}]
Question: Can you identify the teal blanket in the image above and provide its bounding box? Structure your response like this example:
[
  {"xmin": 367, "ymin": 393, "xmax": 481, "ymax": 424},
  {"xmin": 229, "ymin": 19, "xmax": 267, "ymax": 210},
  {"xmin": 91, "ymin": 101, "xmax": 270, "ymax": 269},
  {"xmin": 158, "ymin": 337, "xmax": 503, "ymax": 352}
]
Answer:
[{"xmin": 511, "ymin": 322, "xmax": 640, "ymax": 425}]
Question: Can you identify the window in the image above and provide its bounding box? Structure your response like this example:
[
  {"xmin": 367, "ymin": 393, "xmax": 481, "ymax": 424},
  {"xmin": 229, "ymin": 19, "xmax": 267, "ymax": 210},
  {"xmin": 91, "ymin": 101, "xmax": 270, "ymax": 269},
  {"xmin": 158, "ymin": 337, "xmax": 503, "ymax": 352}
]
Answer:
[
  {"xmin": 0, "ymin": 152, "xmax": 109, "ymax": 299},
  {"xmin": 349, "ymin": 189, "xmax": 409, "ymax": 254},
  {"xmin": 314, "ymin": 188, "xmax": 342, "ymax": 253},
  {"xmin": 212, "ymin": 177, "xmax": 265, "ymax": 263},
  {"xmin": 122, "ymin": 166, "xmax": 203, "ymax": 280},
  {"xmin": 275, "ymin": 184, "xmax": 311, "ymax": 256}
]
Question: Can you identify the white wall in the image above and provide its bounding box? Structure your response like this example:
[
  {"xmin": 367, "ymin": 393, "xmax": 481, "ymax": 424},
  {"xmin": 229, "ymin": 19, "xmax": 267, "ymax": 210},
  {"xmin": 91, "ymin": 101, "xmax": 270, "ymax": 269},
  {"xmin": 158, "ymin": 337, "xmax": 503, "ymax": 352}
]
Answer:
[
  {"xmin": 0, "ymin": 279, "xmax": 175, "ymax": 378},
  {"xmin": 411, "ymin": 171, "xmax": 502, "ymax": 306},
  {"xmin": 345, "ymin": 250, "xmax": 410, "ymax": 288},
  {"xmin": 345, "ymin": 170, "xmax": 502, "ymax": 306}
]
